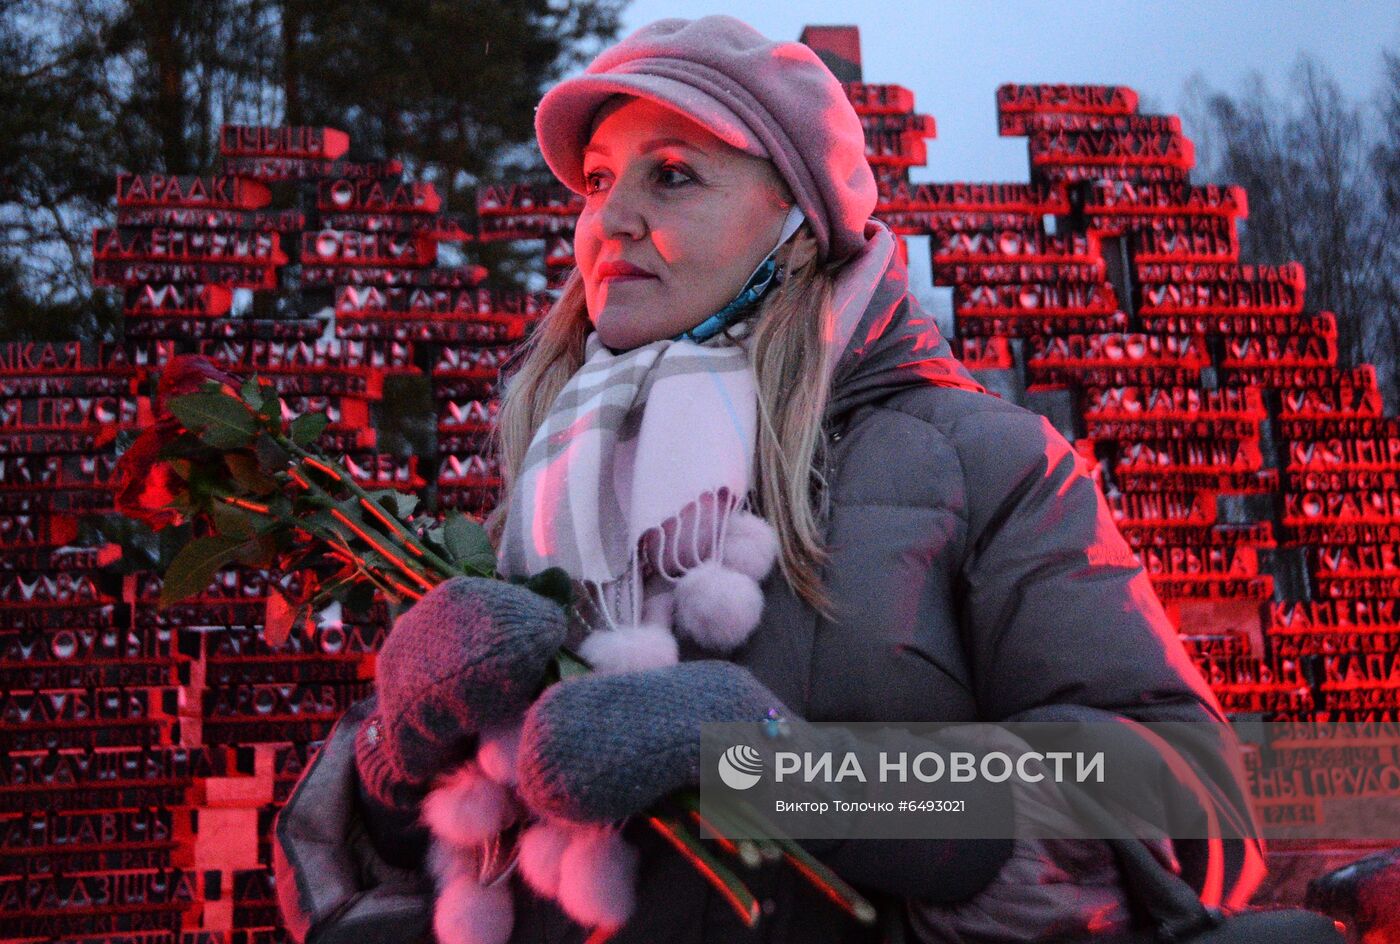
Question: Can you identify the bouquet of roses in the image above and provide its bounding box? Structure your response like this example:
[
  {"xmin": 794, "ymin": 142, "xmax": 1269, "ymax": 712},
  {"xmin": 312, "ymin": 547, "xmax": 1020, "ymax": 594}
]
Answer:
[{"xmin": 114, "ymin": 355, "xmax": 876, "ymax": 939}]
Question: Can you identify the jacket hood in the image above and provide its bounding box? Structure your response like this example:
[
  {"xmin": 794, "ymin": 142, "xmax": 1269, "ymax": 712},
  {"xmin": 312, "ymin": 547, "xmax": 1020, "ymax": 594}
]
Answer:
[{"xmin": 824, "ymin": 219, "xmax": 987, "ymax": 424}]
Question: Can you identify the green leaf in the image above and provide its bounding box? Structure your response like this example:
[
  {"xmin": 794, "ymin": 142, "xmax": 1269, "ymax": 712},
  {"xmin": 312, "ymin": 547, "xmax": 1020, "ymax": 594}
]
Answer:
[
  {"xmin": 209, "ymin": 499, "xmax": 257, "ymax": 539},
  {"xmin": 368, "ymin": 488, "xmax": 418, "ymax": 519},
  {"xmin": 158, "ymin": 431, "xmax": 215, "ymax": 461},
  {"xmin": 240, "ymin": 375, "xmax": 264, "ymax": 410},
  {"xmin": 169, "ymin": 392, "xmax": 257, "ymax": 449},
  {"xmin": 443, "ymin": 512, "xmax": 496, "ymax": 575},
  {"xmin": 254, "ymin": 433, "xmax": 292, "ymax": 474},
  {"xmin": 290, "ymin": 413, "xmax": 329, "ymax": 446},
  {"xmin": 225, "ymin": 452, "xmax": 279, "ymax": 495},
  {"xmin": 159, "ymin": 535, "xmax": 244, "ymax": 606},
  {"xmin": 524, "ymin": 567, "xmax": 574, "ymax": 608},
  {"xmin": 233, "ymin": 532, "xmax": 278, "ymax": 568}
]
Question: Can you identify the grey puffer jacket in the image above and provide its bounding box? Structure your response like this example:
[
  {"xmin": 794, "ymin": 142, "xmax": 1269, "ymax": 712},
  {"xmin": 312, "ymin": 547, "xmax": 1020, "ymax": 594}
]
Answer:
[
  {"xmin": 285, "ymin": 232, "xmax": 1265, "ymax": 943},
  {"xmin": 501, "ymin": 235, "xmax": 1262, "ymax": 941}
]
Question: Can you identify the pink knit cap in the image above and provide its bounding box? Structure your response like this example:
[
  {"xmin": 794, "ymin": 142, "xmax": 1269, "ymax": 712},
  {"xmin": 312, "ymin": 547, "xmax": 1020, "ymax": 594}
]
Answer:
[{"xmin": 534, "ymin": 15, "xmax": 877, "ymax": 263}]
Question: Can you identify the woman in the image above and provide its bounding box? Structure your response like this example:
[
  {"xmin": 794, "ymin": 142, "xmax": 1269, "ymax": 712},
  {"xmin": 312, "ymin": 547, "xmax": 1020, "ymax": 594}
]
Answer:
[{"xmin": 274, "ymin": 15, "xmax": 1265, "ymax": 944}]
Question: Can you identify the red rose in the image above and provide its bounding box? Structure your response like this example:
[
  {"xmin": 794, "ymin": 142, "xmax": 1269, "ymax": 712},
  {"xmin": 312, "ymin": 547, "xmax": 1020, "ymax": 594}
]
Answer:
[
  {"xmin": 155, "ymin": 354, "xmax": 240, "ymax": 417},
  {"xmin": 112, "ymin": 416, "xmax": 186, "ymax": 531},
  {"xmin": 112, "ymin": 356, "xmax": 244, "ymax": 531}
]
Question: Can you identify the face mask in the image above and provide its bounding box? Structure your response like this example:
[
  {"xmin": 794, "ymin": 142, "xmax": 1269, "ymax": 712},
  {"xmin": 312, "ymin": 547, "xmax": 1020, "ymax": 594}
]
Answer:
[{"xmin": 671, "ymin": 204, "xmax": 807, "ymax": 344}]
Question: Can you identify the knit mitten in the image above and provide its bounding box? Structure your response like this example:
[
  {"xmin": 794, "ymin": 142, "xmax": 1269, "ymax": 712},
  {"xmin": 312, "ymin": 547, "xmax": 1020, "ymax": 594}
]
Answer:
[
  {"xmin": 356, "ymin": 576, "xmax": 568, "ymax": 813},
  {"xmin": 514, "ymin": 659, "xmax": 849, "ymax": 826}
]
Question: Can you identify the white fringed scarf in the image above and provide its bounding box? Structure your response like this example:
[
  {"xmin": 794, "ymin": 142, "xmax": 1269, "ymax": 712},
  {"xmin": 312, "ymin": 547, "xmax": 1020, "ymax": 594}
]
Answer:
[{"xmin": 497, "ymin": 319, "xmax": 760, "ymax": 635}]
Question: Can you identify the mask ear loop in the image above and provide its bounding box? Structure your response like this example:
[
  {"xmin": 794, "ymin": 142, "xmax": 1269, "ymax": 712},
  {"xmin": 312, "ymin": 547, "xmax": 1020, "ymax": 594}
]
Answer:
[{"xmin": 673, "ymin": 204, "xmax": 806, "ymax": 345}]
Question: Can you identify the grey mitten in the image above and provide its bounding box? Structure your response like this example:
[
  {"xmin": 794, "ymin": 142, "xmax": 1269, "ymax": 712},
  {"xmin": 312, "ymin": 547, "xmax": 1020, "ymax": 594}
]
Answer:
[
  {"xmin": 514, "ymin": 660, "xmax": 1017, "ymax": 905},
  {"xmin": 515, "ymin": 659, "xmax": 792, "ymax": 824},
  {"xmin": 355, "ymin": 576, "xmax": 568, "ymax": 813}
]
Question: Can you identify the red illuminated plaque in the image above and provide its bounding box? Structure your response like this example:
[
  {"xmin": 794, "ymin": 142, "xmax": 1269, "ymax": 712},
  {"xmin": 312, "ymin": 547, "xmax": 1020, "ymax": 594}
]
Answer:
[
  {"xmin": 1141, "ymin": 545, "xmax": 1260, "ymax": 578},
  {"xmin": 1049, "ymin": 164, "xmax": 1191, "ymax": 186},
  {"xmin": 93, "ymin": 228, "xmax": 287, "ymax": 266},
  {"xmin": 1119, "ymin": 522, "xmax": 1275, "ymax": 550},
  {"xmin": 861, "ymin": 112, "xmax": 936, "ymax": 139},
  {"xmin": 0, "ymin": 342, "xmax": 103, "ymax": 374},
  {"xmin": 1286, "ymin": 437, "xmax": 1400, "ymax": 471},
  {"xmin": 475, "ymin": 182, "xmax": 582, "ymax": 216},
  {"xmin": 958, "ymin": 281, "xmax": 1117, "ymax": 317},
  {"xmin": 932, "ymin": 229, "xmax": 1098, "ymax": 263},
  {"xmin": 1107, "ymin": 489, "xmax": 1216, "ymax": 526},
  {"xmin": 1084, "ymin": 385, "xmax": 1265, "ymax": 419},
  {"xmin": 1115, "ymin": 438, "xmax": 1264, "ymax": 474},
  {"xmin": 1025, "ymin": 333, "xmax": 1209, "ymax": 369},
  {"xmin": 299, "ymin": 263, "xmax": 487, "ymax": 288},
  {"xmin": 1223, "ymin": 364, "xmax": 1380, "ymax": 391},
  {"xmin": 997, "ymin": 84, "xmax": 1139, "ymax": 116},
  {"xmin": 1278, "ymin": 365, "xmax": 1382, "ymax": 418},
  {"xmin": 1113, "ymin": 216, "xmax": 1239, "ymax": 262},
  {"xmin": 342, "ymin": 453, "xmax": 425, "ymax": 490},
  {"xmin": 864, "ymin": 128, "xmax": 929, "ymax": 167},
  {"xmin": 933, "ymin": 261, "xmax": 1104, "ymax": 284},
  {"xmin": 1284, "ymin": 489, "xmax": 1400, "ymax": 526},
  {"xmin": 843, "ymin": 82, "xmax": 916, "ymax": 115},
  {"xmin": 432, "ymin": 345, "xmax": 512, "ymax": 377},
  {"xmin": 437, "ymin": 452, "xmax": 499, "ymax": 486},
  {"xmin": 300, "ymin": 230, "xmax": 437, "ymax": 266},
  {"xmin": 1271, "ymin": 600, "xmax": 1400, "ymax": 633},
  {"xmin": 116, "ymin": 174, "xmax": 271, "ymax": 210},
  {"xmin": 219, "ymin": 124, "xmax": 350, "ymax": 160},
  {"xmin": 1137, "ymin": 262, "xmax": 1305, "ymax": 316},
  {"xmin": 123, "ymin": 284, "xmax": 233, "ymax": 317},
  {"xmin": 1000, "ymin": 111, "xmax": 1181, "ymax": 136},
  {"xmin": 221, "ymin": 154, "xmax": 403, "ymax": 181},
  {"xmin": 1029, "ymin": 129, "xmax": 1195, "ymax": 169},
  {"xmin": 955, "ymin": 311, "xmax": 1129, "ymax": 339},
  {"xmin": 1270, "ymin": 631, "xmax": 1400, "ymax": 659},
  {"xmin": 92, "ymin": 259, "xmax": 277, "ymax": 290},
  {"xmin": 191, "ymin": 340, "xmax": 416, "ymax": 374},
  {"xmin": 1311, "ymin": 544, "xmax": 1400, "ymax": 578},
  {"xmin": 317, "ymin": 179, "xmax": 442, "ymax": 214},
  {"xmin": 336, "ymin": 286, "xmax": 549, "ymax": 317},
  {"xmin": 0, "ymin": 396, "xmax": 139, "ymax": 431},
  {"xmin": 954, "ymin": 336, "xmax": 1012, "ymax": 370},
  {"xmin": 1084, "ymin": 180, "xmax": 1245, "ymax": 217},
  {"xmin": 1221, "ymin": 334, "xmax": 1336, "ymax": 368},
  {"xmin": 320, "ymin": 212, "xmax": 471, "ymax": 240},
  {"xmin": 476, "ymin": 212, "xmax": 577, "ymax": 242},
  {"xmin": 117, "ymin": 205, "xmax": 305, "ymax": 231}
]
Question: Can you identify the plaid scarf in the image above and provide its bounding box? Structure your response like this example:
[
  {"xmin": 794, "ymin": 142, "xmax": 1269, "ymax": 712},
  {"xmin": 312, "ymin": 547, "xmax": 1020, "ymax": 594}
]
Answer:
[{"xmin": 498, "ymin": 322, "xmax": 759, "ymax": 632}]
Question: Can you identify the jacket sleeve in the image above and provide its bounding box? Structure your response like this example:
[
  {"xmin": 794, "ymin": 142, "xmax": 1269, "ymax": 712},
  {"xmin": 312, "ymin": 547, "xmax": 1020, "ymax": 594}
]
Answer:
[{"xmin": 947, "ymin": 405, "xmax": 1266, "ymax": 910}]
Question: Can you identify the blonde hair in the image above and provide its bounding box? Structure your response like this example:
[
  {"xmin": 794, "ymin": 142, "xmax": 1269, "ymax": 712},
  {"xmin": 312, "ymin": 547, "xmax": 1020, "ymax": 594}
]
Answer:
[{"xmin": 485, "ymin": 219, "xmax": 844, "ymax": 619}]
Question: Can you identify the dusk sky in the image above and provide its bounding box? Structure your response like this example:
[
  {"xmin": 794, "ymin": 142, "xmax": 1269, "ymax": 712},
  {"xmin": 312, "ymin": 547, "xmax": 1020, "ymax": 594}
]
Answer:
[
  {"xmin": 619, "ymin": 1, "xmax": 1399, "ymax": 183},
  {"xmin": 617, "ymin": 1, "xmax": 1399, "ymax": 314}
]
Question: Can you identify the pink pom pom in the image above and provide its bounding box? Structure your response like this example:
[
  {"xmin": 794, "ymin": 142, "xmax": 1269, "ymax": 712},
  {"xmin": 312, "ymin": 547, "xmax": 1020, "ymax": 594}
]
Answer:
[
  {"xmin": 556, "ymin": 825, "xmax": 639, "ymax": 930},
  {"xmin": 722, "ymin": 510, "xmax": 779, "ymax": 581},
  {"xmin": 578, "ymin": 623, "xmax": 678, "ymax": 673},
  {"xmin": 433, "ymin": 875, "xmax": 513, "ymax": 944},
  {"xmin": 516, "ymin": 817, "xmax": 575, "ymax": 898},
  {"xmin": 423, "ymin": 763, "xmax": 517, "ymax": 848},
  {"xmin": 674, "ymin": 561, "xmax": 764, "ymax": 653},
  {"xmin": 477, "ymin": 720, "xmax": 523, "ymax": 787}
]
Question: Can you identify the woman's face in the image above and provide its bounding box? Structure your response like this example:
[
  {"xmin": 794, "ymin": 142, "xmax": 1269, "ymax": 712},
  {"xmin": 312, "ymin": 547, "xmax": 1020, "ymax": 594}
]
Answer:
[{"xmin": 576, "ymin": 96, "xmax": 792, "ymax": 350}]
